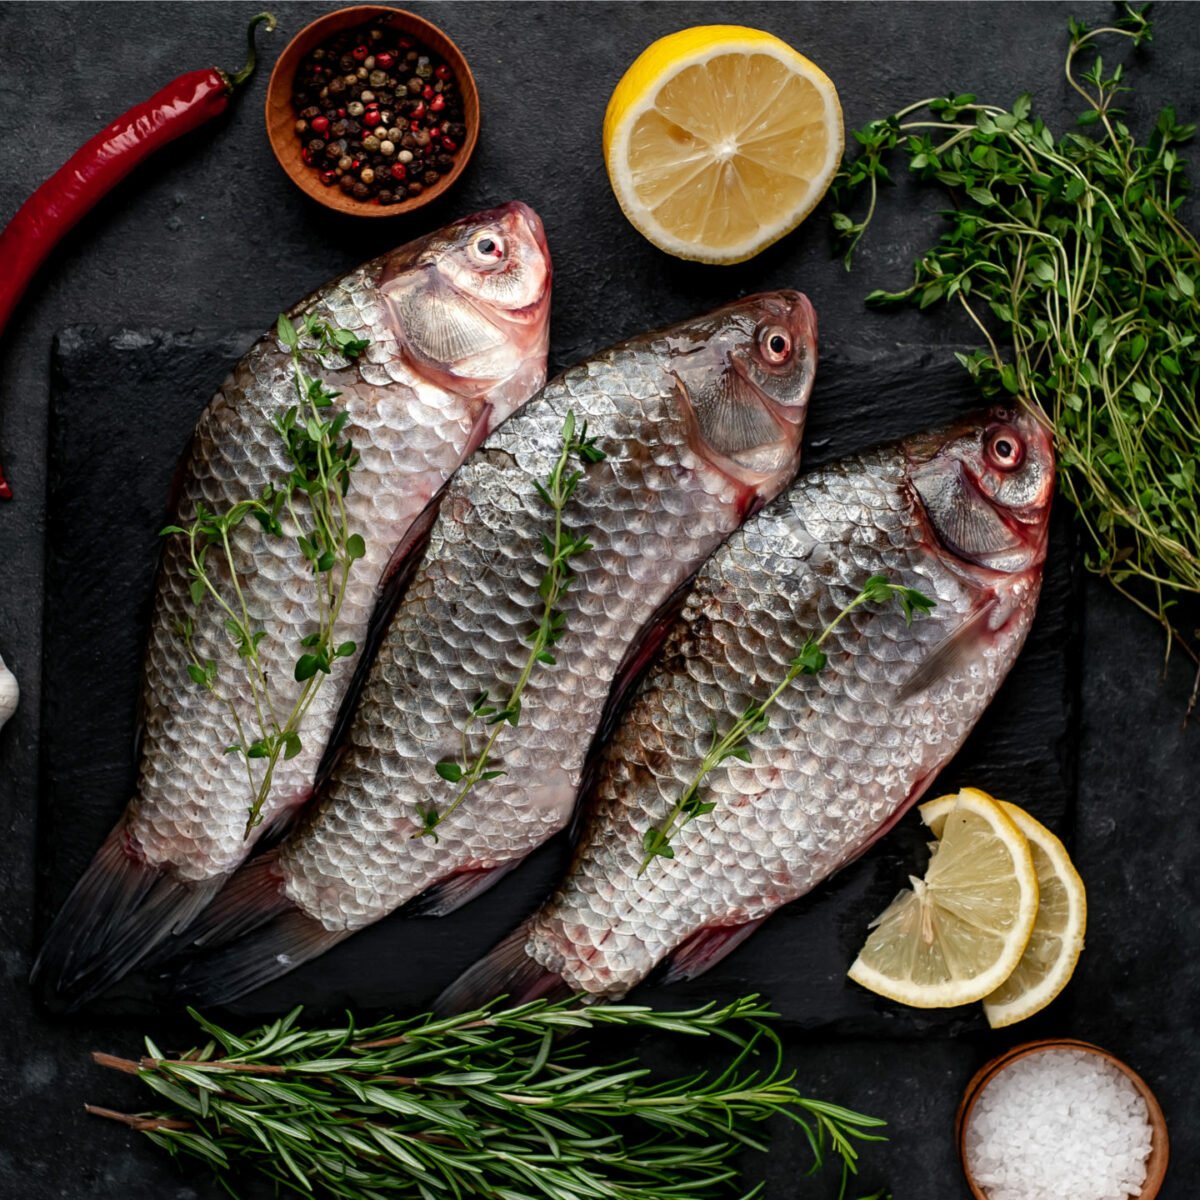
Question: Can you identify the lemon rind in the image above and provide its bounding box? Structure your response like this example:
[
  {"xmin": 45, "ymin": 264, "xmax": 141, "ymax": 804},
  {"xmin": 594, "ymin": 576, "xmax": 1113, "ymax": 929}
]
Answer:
[
  {"xmin": 848, "ymin": 790, "xmax": 1039, "ymax": 1009},
  {"xmin": 603, "ymin": 31, "xmax": 843, "ymax": 264}
]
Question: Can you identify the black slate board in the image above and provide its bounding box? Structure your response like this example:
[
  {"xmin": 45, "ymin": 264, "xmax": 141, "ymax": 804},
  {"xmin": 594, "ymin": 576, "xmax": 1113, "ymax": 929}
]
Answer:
[{"xmin": 39, "ymin": 327, "xmax": 1079, "ymax": 1033}]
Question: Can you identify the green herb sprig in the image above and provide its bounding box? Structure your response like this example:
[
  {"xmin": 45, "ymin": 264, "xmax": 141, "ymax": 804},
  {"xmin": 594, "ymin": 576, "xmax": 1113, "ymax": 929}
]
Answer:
[
  {"xmin": 640, "ymin": 576, "xmax": 934, "ymax": 873},
  {"xmin": 87, "ymin": 996, "xmax": 886, "ymax": 1200},
  {"xmin": 421, "ymin": 411, "xmax": 606, "ymax": 838},
  {"xmin": 163, "ymin": 314, "xmax": 369, "ymax": 836},
  {"xmin": 831, "ymin": 6, "xmax": 1200, "ymax": 691}
]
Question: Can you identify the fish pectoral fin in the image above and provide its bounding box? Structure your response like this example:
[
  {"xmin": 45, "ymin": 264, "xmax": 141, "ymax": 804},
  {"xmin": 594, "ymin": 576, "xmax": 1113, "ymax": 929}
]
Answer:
[
  {"xmin": 407, "ymin": 862, "xmax": 522, "ymax": 918},
  {"xmin": 896, "ymin": 598, "xmax": 997, "ymax": 702},
  {"xmin": 658, "ymin": 917, "xmax": 767, "ymax": 985}
]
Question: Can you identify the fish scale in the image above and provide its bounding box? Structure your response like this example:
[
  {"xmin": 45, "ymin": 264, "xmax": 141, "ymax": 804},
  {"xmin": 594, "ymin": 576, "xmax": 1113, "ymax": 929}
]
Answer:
[
  {"xmin": 438, "ymin": 412, "xmax": 1053, "ymax": 1007},
  {"xmin": 284, "ymin": 342, "xmax": 779, "ymax": 929},
  {"xmin": 134, "ymin": 267, "xmax": 479, "ymax": 880},
  {"xmin": 33, "ymin": 203, "xmax": 553, "ymax": 1009},
  {"xmin": 170, "ymin": 290, "xmax": 819, "ymax": 1003}
]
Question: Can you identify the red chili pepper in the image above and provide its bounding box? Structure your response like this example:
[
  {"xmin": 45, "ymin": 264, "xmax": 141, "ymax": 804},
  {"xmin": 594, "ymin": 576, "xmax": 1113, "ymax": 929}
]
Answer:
[{"xmin": 0, "ymin": 13, "xmax": 275, "ymax": 501}]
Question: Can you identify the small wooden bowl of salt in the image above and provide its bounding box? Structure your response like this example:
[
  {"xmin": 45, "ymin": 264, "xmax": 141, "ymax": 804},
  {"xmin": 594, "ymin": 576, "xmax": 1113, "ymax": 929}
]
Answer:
[{"xmin": 956, "ymin": 1039, "xmax": 1168, "ymax": 1200}]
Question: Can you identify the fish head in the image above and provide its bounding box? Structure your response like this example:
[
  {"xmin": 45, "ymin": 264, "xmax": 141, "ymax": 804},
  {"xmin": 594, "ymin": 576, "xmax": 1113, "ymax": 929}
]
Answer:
[
  {"xmin": 908, "ymin": 406, "xmax": 1055, "ymax": 577},
  {"xmin": 668, "ymin": 290, "xmax": 817, "ymax": 507},
  {"xmin": 377, "ymin": 201, "xmax": 552, "ymax": 412}
]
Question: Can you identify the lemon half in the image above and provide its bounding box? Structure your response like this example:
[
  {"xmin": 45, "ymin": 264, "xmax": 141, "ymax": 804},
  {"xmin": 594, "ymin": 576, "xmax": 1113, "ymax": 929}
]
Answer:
[
  {"xmin": 847, "ymin": 788, "xmax": 1039, "ymax": 1008},
  {"xmin": 603, "ymin": 26, "xmax": 844, "ymax": 263},
  {"xmin": 921, "ymin": 794, "xmax": 1087, "ymax": 1028}
]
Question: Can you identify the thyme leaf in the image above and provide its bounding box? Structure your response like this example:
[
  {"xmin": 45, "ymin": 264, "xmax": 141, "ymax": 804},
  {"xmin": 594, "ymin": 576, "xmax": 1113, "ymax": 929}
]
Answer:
[
  {"xmin": 89, "ymin": 996, "xmax": 886, "ymax": 1200},
  {"xmin": 421, "ymin": 411, "xmax": 606, "ymax": 836},
  {"xmin": 831, "ymin": 5, "xmax": 1200, "ymax": 701},
  {"xmin": 162, "ymin": 313, "xmax": 369, "ymax": 837},
  {"xmin": 640, "ymin": 576, "xmax": 934, "ymax": 873}
]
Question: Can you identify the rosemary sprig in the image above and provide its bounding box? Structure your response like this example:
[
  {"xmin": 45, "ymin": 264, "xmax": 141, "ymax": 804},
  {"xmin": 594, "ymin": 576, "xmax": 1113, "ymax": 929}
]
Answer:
[
  {"xmin": 163, "ymin": 314, "xmax": 369, "ymax": 836},
  {"xmin": 421, "ymin": 410, "xmax": 606, "ymax": 838},
  {"xmin": 831, "ymin": 6, "xmax": 1200, "ymax": 690},
  {"xmin": 641, "ymin": 576, "xmax": 934, "ymax": 872},
  {"xmin": 89, "ymin": 996, "xmax": 886, "ymax": 1200}
]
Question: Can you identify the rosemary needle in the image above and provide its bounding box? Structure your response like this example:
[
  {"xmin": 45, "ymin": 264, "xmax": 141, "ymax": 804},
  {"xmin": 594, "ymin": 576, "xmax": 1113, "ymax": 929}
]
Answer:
[{"xmin": 89, "ymin": 997, "xmax": 887, "ymax": 1200}]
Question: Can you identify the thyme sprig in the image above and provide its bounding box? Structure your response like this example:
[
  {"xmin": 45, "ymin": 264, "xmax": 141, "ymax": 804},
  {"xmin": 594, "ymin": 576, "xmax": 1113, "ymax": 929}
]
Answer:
[
  {"xmin": 88, "ymin": 996, "xmax": 886, "ymax": 1200},
  {"xmin": 831, "ymin": 6, "xmax": 1200, "ymax": 687},
  {"xmin": 640, "ymin": 576, "xmax": 934, "ymax": 873},
  {"xmin": 421, "ymin": 411, "xmax": 606, "ymax": 838},
  {"xmin": 163, "ymin": 314, "xmax": 369, "ymax": 836}
]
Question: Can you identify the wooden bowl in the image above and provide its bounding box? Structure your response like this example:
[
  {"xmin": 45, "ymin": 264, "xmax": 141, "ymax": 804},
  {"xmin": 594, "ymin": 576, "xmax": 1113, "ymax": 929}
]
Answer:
[
  {"xmin": 265, "ymin": 5, "xmax": 479, "ymax": 217},
  {"xmin": 956, "ymin": 1039, "xmax": 1169, "ymax": 1199}
]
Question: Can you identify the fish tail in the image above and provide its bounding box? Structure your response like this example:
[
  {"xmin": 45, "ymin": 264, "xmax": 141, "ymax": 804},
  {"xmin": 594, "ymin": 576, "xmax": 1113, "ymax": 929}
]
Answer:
[
  {"xmin": 435, "ymin": 921, "xmax": 571, "ymax": 1014},
  {"xmin": 31, "ymin": 819, "xmax": 224, "ymax": 1012},
  {"xmin": 168, "ymin": 863, "xmax": 347, "ymax": 1005},
  {"xmin": 169, "ymin": 850, "xmax": 292, "ymax": 953}
]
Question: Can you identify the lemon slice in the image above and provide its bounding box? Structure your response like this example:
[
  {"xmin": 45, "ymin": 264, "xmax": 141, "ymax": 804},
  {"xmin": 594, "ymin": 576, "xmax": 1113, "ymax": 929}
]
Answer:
[
  {"xmin": 603, "ymin": 25, "xmax": 844, "ymax": 263},
  {"xmin": 921, "ymin": 794, "xmax": 1087, "ymax": 1028},
  {"xmin": 847, "ymin": 788, "xmax": 1038, "ymax": 1008}
]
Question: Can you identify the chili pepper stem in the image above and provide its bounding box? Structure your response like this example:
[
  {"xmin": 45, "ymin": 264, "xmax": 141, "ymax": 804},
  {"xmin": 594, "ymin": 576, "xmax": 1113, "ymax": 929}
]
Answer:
[{"xmin": 222, "ymin": 12, "xmax": 277, "ymax": 91}]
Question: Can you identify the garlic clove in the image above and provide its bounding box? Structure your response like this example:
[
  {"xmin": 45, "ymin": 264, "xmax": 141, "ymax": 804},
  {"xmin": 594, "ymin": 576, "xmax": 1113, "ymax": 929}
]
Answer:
[{"xmin": 0, "ymin": 652, "xmax": 19, "ymax": 731}]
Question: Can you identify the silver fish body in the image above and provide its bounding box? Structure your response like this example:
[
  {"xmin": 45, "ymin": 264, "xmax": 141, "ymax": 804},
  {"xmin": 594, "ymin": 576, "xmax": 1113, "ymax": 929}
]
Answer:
[
  {"xmin": 34, "ymin": 203, "xmax": 552, "ymax": 1008},
  {"xmin": 439, "ymin": 409, "xmax": 1055, "ymax": 1007},
  {"xmin": 175, "ymin": 291, "xmax": 819, "ymax": 1002}
]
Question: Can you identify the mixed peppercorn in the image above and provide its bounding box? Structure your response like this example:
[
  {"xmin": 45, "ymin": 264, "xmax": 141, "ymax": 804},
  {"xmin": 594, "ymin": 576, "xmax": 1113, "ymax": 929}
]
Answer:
[{"xmin": 291, "ymin": 21, "xmax": 466, "ymax": 205}]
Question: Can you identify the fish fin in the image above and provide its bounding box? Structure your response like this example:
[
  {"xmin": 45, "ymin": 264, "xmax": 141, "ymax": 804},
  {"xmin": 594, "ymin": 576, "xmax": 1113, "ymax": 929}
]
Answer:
[
  {"xmin": 169, "ymin": 851, "xmax": 291, "ymax": 952},
  {"xmin": 658, "ymin": 918, "xmax": 767, "ymax": 985},
  {"xmin": 896, "ymin": 599, "xmax": 997, "ymax": 703},
  {"xmin": 31, "ymin": 819, "xmax": 225, "ymax": 1012},
  {"xmin": 169, "ymin": 898, "xmax": 348, "ymax": 1006},
  {"xmin": 407, "ymin": 862, "xmax": 521, "ymax": 917},
  {"xmin": 571, "ymin": 575, "xmax": 696, "ymax": 841},
  {"xmin": 462, "ymin": 401, "xmax": 495, "ymax": 458},
  {"xmin": 434, "ymin": 922, "xmax": 571, "ymax": 1014}
]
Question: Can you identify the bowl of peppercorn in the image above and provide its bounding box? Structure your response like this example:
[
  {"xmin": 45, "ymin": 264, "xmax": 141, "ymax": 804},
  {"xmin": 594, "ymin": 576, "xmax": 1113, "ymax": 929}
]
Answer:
[{"xmin": 265, "ymin": 5, "xmax": 479, "ymax": 215}]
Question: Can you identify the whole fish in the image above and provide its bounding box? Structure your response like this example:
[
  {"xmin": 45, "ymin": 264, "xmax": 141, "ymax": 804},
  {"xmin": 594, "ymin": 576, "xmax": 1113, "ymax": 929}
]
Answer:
[
  {"xmin": 438, "ymin": 408, "xmax": 1054, "ymax": 1008},
  {"xmin": 174, "ymin": 290, "xmax": 819, "ymax": 1003},
  {"xmin": 34, "ymin": 202, "xmax": 553, "ymax": 1009}
]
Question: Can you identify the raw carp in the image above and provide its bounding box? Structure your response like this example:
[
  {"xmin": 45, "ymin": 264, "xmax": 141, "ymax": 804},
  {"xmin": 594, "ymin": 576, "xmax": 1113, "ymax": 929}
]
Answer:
[
  {"xmin": 439, "ymin": 408, "xmax": 1054, "ymax": 1008},
  {"xmin": 34, "ymin": 202, "xmax": 553, "ymax": 1009},
  {"xmin": 175, "ymin": 291, "xmax": 819, "ymax": 1003}
]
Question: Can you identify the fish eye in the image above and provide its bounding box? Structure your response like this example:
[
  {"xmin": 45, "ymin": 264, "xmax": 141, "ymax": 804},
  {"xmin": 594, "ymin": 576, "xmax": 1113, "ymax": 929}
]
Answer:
[
  {"xmin": 757, "ymin": 325, "xmax": 792, "ymax": 366},
  {"xmin": 985, "ymin": 426, "xmax": 1024, "ymax": 472},
  {"xmin": 469, "ymin": 231, "xmax": 507, "ymax": 266}
]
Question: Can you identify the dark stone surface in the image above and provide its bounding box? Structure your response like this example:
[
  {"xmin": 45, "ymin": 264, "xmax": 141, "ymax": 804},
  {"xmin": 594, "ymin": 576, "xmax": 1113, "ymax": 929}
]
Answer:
[{"xmin": 1, "ymin": 3, "xmax": 1197, "ymax": 1198}]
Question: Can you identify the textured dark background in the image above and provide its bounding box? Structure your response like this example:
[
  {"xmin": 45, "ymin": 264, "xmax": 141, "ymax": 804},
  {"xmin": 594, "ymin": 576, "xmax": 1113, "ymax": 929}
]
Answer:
[{"xmin": 0, "ymin": 3, "xmax": 1197, "ymax": 1198}]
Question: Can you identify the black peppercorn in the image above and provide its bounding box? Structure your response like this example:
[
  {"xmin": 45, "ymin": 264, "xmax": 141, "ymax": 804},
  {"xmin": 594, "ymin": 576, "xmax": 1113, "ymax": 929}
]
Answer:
[{"xmin": 290, "ymin": 19, "xmax": 467, "ymax": 206}]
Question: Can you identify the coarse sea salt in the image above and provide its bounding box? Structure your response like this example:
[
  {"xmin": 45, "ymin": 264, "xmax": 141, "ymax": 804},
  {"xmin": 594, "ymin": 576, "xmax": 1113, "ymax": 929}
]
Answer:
[{"xmin": 964, "ymin": 1048, "xmax": 1154, "ymax": 1200}]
